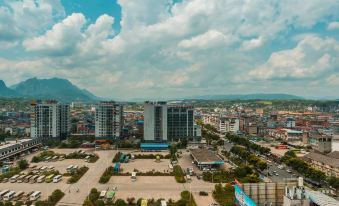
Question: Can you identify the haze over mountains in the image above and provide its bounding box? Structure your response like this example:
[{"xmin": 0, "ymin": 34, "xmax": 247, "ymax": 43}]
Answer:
[
  {"xmin": 0, "ymin": 78, "xmax": 99, "ymax": 102},
  {"xmin": 0, "ymin": 77, "xmax": 336, "ymax": 102}
]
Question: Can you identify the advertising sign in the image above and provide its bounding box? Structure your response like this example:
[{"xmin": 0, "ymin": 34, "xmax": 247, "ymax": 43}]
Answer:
[{"xmin": 234, "ymin": 185, "xmax": 257, "ymax": 206}]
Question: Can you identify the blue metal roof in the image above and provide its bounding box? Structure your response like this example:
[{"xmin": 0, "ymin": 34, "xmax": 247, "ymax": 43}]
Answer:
[{"xmin": 140, "ymin": 143, "xmax": 169, "ymax": 148}]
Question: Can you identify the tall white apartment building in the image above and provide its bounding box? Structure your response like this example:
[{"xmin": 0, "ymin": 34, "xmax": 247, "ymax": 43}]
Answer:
[
  {"xmin": 95, "ymin": 101, "xmax": 123, "ymax": 140},
  {"xmin": 219, "ymin": 118, "xmax": 239, "ymax": 134},
  {"xmin": 144, "ymin": 101, "xmax": 168, "ymax": 142},
  {"xmin": 30, "ymin": 100, "xmax": 70, "ymax": 140}
]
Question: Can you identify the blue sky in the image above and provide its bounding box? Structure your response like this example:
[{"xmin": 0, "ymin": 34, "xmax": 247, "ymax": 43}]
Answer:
[{"xmin": 0, "ymin": 0, "xmax": 338, "ymax": 100}]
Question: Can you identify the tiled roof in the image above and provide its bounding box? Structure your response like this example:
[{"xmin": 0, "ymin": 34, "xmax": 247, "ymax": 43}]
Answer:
[{"xmin": 303, "ymin": 152, "xmax": 339, "ymax": 168}]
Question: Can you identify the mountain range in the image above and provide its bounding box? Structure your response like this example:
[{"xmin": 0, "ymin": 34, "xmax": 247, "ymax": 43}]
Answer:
[
  {"xmin": 0, "ymin": 78, "xmax": 100, "ymax": 102},
  {"xmin": 185, "ymin": 93, "xmax": 303, "ymax": 100},
  {"xmin": 0, "ymin": 77, "xmax": 317, "ymax": 102}
]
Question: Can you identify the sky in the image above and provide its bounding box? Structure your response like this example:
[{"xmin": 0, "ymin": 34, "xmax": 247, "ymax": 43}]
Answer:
[{"xmin": 0, "ymin": 0, "xmax": 338, "ymax": 100}]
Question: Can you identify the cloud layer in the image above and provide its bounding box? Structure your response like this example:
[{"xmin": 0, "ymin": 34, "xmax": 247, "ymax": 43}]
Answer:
[{"xmin": 0, "ymin": 0, "xmax": 338, "ymax": 99}]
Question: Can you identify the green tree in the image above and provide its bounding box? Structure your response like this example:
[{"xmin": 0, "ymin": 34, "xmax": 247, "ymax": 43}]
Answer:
[
  {"xmin": 17, "ymin": 159, "xmax": 29, "ymax": 170},
  {"xmin": 115, "ymin": 199, "xmax": 127, "ymax": 206}
]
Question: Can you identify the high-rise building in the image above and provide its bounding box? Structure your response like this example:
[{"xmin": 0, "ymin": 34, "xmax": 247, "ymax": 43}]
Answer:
[
  {"xmin": 30, "ymin": 100, "xmax": 70, "ymax": 140},
  {"xmin": 144, "ymin": 101, "xmax": 167, "ymax": 142},
  {"xmin": 95, "ymin": 101, "xmax": 123, "ymax": 140},
  {"xmin": 143, "ymin": 101, "xmax": 195, "ymax": 142},
  {"xmin": 167, "ymin": 104, "xmax": 194, "ymax": 141}
]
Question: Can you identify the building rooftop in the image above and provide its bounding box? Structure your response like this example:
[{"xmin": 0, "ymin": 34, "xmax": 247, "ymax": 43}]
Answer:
[
  {"xmin": 190, "ymin": 148, "xmax": 224, "ymax": 164},
  {"xmin": 303, "ymin": 152, "xmax": 339, "ymax": 168},
  {"xmin": 0, "ymin": 139, "xmax": 32, "ymax": 150},
  {"xmin": 306, "ymin": 189, "xmax": 339, "ymax": 206}
]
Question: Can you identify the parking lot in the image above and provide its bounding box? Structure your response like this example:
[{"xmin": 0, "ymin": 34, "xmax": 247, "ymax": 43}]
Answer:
[
  {"xmin": 121, "ymin": 159, "xmax": 171, "ymax": 173},
  {"xmin": 0, "ymin": 148, "xmax": 217, "ymax": 206}
]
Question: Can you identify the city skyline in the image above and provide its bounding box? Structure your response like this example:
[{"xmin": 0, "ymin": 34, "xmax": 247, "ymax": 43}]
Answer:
[{"xmin": 0, "ymin": 0, "xmax": 338, "ymax": 100}]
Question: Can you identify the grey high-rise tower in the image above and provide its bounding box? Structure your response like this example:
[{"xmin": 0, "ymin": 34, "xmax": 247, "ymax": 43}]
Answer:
[
  {"xmin": 30, "ymin": 100, "xmax": 70, "ymax": 140},
  {"xmin": 95, "ymin": 101, "xmax": 123, "ymax": 140},
  {"xmin": 143, "ymin": 101, "xmax": 195, "ymax": 142}
]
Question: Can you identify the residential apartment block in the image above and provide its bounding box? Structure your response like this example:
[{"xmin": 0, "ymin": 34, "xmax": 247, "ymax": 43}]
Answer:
[
  {"xmin": 95, "ymin": 101, "xmax": 123, "ymax": 140},
  {"xmin": 30, "ymin": 100, "xmax": 70, "ymax": 140}
]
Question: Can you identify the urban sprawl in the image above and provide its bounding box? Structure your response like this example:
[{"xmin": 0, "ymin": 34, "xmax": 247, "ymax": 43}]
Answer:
[{"xmin": 0, "ymin": 99, "xmax": 338, "ymax": 206}]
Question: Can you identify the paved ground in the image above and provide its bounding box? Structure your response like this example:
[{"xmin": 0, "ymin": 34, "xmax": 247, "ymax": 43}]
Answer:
[
  {"xmin": 121, "ymin": 159, "xmax": 171, "ymax": 173},
  {"xmin": 1, "ymin": 149, "xmax": 218, "ymax": 206}
]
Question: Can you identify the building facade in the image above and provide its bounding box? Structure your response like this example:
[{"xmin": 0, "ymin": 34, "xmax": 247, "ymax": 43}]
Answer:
[
  {"xmin": 143, "ymin": 101, "xmax": 168, "ymax": 142},
  {"xmin": 143, "ymin": 101, "xmax": 195, "ymax": 142},
  {"xmin": 219, "ymin": 117, "xmax": 239, "ymax": 134},
  {"xmin": 95, "ymin": 101, "xmax": 123, "ymax": 140},
  {"xmin": 167, "ymin": 104, "xmax": 194, "ymax": 141},
  {"xmin": 30, "ymin": 100, "xmax": 70, "ymax": 140}
]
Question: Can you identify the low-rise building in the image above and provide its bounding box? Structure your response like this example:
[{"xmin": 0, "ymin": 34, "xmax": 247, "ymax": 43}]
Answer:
[
  {"xmin": 303, "ymin": 151, "xmax": 339, "ymax": 178},
  {"xmin": 0, "ymin": 139, "xmax": 42, "ymax": 161}
]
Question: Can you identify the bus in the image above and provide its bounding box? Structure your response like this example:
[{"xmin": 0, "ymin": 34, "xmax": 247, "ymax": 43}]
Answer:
[
  {"xmin": 161, "ymin": 200, "xmax": 167, "ymax": 206},
  {"xmin": 106, "ymin": 191, "xmax": 115, "ymax": 201},
  {"xmin": 30, "ymin": 175, "xmax": 39, "ymax": 183},
  {"xmin": 24, "ymin": 175, "xmax": 33, "ymax": 183},
  {"xmin": 131, "ymin": 172, "xmax": 137, "ymax": 181},
  {"xmin": 37, "ymin": 175, "xmax": 45, "ymax": 183},
  {"xmin": 0, "ymin": 190, "xmax": 9, "ymax": 198},
  {"xmin": 66, "ymin": 165, "xmax": 74, "ymax": 172},
  {"xmin": 141, "ymin": 199, "xmax": 148, "ymax": 206},
  {"xmin": 45, "ymin": 174, "xmax": 54, "ymax": 183},
  {"xmin": 17, "ymin": 175, "xmax": 27, "ymax": 183},
  {"xmin": 40, "ymin": 166, "xmax": 48, "ymax": 171},
  {"xmin": 10, "ymin": 175, "xmax": 19, "ymax": 183},
  {"xmin": 99, "ymin": 190, "xmax": 107, "ymax": 199},
  {"xmin": 53, "ymin": 175, "xmax": 62, "ymax": 183},
  {"xmin": 3, "ymin": 191, "xmax": 15, "ymax": 201},
  {"xmin": 30, "ymin": 191, "xmax": 41, "ymax": 201},
  {"xmin": 13, "ymin": 191, "xmax": 24, "ymax": 201}
]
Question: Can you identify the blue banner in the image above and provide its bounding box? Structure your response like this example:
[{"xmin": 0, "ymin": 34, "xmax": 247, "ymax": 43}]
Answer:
[{"xmin": 234, "ymin": 185, "xmax": 257, "ymax": 206}]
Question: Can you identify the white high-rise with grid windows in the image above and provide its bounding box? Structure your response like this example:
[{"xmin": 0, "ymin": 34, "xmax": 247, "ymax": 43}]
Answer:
[
  {"xmin": 95, "ymin": 101, "xmax": 123, "ymax": 140},
  {"xmin": 30, "ymin": 100, "xmax": 70, "ymax": 140}
]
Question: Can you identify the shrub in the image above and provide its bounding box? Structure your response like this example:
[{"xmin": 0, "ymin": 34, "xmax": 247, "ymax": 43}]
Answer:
[
  {"xmin": 173, "ymin": 165, "xmax": 186, "ymax": 183},
  {"xmin": 67, "ymin": 166, "xmax": 89, "ymax": 184}
]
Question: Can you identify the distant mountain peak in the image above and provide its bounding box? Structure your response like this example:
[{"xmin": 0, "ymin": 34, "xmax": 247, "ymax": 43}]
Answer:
[
  {"xmin": 0, "ymin": 80, "xmax": 18, "ymax": 97},
  {"xmin": 2, "ymin": 77, "xmax": 100, "ymax": 102}
]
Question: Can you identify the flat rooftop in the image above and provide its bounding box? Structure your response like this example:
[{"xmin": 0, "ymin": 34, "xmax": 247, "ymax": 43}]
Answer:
[
  {"xmin": 190, "ymin": 148, "xmax": 224, "ymax": 165},
  {"xmin": 0, "ymin": 139, "xmax": 34, "ymax": 150}
]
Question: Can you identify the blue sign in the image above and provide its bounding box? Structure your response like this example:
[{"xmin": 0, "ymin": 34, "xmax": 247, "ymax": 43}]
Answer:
[{"xmin": 234, "ymin": 185, "xmax": 257, "ymax": 206}]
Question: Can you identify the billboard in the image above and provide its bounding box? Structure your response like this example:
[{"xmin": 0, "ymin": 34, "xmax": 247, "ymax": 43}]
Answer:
[{"xmin": 234, "ymin": 185, "xmax": 257, "ymax": 206}]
